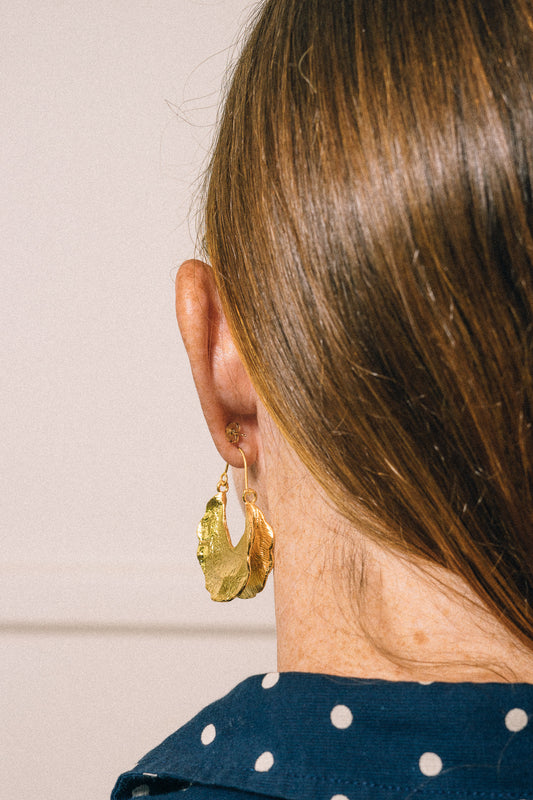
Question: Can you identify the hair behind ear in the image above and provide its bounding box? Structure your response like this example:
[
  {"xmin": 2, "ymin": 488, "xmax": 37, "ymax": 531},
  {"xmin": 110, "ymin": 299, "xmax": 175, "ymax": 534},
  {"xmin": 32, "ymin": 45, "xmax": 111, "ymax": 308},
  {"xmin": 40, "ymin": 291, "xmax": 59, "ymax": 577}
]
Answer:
[{"xmin": 204, "ymin": 0, "xmax": 533, "ymax": 647}]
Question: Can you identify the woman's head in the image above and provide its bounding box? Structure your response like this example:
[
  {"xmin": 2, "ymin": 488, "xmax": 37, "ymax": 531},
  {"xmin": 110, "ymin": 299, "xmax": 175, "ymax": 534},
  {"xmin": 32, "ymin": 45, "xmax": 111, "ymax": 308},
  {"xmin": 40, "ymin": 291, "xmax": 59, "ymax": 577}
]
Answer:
[{"xmin": 200, "ymin": 0, "xmax": 533, "ymax": 647}]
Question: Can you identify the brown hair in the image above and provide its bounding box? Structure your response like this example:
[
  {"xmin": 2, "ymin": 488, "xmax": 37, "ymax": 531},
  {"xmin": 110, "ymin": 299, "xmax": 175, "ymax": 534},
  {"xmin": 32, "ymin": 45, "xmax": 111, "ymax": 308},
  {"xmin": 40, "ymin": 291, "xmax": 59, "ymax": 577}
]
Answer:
[{"xmin": 204, "ymin": 0, "xmax": 533, "ymax": 646}]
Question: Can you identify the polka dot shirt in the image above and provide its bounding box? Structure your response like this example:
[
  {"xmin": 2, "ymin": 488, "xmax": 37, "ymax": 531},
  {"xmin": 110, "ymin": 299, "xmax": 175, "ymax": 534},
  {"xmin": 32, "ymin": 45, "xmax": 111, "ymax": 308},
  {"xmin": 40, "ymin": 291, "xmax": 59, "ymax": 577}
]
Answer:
[{"xmin": 111, "ymin": 673, "xmax": 533, "ymax": 799}]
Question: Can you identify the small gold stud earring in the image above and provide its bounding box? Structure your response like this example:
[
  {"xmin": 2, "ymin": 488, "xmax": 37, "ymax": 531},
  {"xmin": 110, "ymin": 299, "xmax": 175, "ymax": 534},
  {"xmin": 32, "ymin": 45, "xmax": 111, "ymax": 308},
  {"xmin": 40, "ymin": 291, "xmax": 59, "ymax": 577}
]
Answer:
[{"xmin": 225, "ymin": 421, "xmax": 246, "ymax": 444}]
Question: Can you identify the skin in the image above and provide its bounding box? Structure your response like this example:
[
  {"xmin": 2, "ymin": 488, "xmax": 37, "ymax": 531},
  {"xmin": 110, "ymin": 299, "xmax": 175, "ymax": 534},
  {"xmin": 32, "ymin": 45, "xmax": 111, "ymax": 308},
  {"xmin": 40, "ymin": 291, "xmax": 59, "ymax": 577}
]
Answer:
[{"xmin": 176, "ymin": 259, "xmax": 533, "ymax": 683}]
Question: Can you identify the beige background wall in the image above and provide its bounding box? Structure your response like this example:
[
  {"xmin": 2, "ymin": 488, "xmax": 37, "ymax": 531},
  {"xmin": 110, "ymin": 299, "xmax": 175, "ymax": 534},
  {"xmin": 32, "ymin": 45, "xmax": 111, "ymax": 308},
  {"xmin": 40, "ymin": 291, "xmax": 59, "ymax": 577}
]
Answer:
[{"xmin": 0, "ymin": 1, "xmax": 276, "ymax": 797}]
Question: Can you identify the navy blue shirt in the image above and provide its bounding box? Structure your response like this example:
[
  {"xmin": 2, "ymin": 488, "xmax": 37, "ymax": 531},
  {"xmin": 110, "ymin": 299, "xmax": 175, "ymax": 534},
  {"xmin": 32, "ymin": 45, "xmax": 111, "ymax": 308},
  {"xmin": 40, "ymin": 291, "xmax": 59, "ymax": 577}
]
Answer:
[{"xmin": 111, "ymin": 672, "xmax": 533, "ymax": 799}]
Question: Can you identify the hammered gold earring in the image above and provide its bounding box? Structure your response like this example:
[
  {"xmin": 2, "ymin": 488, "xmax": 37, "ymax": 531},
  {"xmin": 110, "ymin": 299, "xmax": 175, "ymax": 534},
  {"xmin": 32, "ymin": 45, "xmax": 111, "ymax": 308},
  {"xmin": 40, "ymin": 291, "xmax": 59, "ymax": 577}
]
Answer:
[{"xmin": 196, "ymin": 424, "xmax": 274, "ymax": 602}]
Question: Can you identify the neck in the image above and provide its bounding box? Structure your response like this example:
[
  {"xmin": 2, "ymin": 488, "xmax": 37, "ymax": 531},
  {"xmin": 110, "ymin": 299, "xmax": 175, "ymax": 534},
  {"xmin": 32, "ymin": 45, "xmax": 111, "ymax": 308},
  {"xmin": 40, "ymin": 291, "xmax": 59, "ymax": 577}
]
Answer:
[
  {"xmin": 273, "ymin": 528, "xmax": 533, "ymax": 682},
  {"xmin": 257, "ymin": 415, "xmax": 533, "ymax": 683}
]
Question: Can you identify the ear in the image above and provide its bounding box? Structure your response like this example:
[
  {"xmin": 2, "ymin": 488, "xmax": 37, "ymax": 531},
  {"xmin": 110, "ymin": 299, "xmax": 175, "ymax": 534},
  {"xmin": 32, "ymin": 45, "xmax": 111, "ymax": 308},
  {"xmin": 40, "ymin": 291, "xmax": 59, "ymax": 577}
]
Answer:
[{"xmin": 175, "ymin": 259, "xmax": 259, "ymax": 467}]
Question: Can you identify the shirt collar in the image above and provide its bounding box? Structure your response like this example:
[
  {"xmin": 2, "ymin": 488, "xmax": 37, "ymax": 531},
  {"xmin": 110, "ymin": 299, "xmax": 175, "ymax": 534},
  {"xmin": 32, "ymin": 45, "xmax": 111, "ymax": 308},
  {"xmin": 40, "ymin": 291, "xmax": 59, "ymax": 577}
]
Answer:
[{"xmin": 113, "ymin": 672, "xmax": 533, "ymax": 800}]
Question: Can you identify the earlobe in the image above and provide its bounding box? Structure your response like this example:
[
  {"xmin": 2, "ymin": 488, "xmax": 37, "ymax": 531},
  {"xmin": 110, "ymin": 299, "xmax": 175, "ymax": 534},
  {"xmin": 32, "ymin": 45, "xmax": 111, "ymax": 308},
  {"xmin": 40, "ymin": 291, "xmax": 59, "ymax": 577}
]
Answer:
[{"xmin": 175, "ymin": 259, "xmax": 259, "ymax": 466}]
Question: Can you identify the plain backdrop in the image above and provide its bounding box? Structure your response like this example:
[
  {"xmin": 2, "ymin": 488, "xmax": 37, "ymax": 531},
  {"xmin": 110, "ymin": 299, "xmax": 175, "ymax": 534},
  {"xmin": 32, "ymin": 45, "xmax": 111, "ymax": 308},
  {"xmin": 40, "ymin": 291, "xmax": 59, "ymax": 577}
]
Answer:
[{"xmin": 0, "ymin": 1, "xmax": 276, "ymax": 797}]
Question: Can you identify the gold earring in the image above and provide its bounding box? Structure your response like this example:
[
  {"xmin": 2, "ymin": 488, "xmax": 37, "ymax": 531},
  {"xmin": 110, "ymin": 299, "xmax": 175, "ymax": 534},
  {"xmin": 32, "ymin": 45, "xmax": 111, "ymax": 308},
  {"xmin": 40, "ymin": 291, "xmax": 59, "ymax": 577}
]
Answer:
[{"xmin": 196, "ymin": 432, "xmax": 274, "ymax": 602}]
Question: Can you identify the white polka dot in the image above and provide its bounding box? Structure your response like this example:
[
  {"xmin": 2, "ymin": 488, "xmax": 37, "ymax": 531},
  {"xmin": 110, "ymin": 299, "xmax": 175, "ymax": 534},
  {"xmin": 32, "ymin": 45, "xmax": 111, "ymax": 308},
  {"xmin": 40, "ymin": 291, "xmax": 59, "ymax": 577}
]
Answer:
[
  {"xmin": 142, "ymin": 774, "xmax": 157, "ymax": 778},
  {"xmin": 330, "ymin": 704, "xmax": 353, "ymax": 729},
  {"xmin": 418, "ymin": 681, "xmax": 433, "ymax": 685},
  {"xmin": 254, "ymin": 751, "xmax": 274, "ymax": 772},
  {"xmin": 131, "ymin": 786, "xmax": 149, "ymax": 798},
  {"xmin": 505, "ymin": 708, "xmax": 528, "ymax": 732},
  {"xmin": 331, "ymin": 795, "xmax": 350, "ymax": 800},
  {"xmin": 419, "ymin": 752, "xmax": 443, "ymax": 777},
  {"xmin": 262, "ymin": 672, "xmax": 280, "ymax": 689},
  {"xmin": 201, "ymin": 723, "xmax": 216, "ymax": 745}
]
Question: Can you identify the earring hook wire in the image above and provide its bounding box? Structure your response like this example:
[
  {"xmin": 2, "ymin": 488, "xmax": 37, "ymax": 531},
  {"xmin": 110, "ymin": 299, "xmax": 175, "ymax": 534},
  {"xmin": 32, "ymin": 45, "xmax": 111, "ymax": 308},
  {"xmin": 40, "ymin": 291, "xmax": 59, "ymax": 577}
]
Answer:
[{"xmin": 238, "ymin": 447, "xmax": 257, "ymax": 504}]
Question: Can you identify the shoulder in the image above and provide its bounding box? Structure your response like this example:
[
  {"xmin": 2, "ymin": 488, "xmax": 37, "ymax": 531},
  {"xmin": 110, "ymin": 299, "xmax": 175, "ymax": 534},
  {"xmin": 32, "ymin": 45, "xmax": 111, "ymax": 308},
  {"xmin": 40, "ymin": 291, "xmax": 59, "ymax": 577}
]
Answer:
[{"xmin": 111, "ymin": 673, "xmax": 283, "ymax": 799}]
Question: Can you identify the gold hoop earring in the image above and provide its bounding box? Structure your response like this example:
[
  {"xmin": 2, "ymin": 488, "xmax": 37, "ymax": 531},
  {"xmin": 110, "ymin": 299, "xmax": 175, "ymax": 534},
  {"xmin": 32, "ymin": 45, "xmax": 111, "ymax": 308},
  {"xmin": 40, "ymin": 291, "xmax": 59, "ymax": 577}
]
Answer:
[{"xmin": 196, "ymin": 438, "xmax": 274, "ymax": 602}]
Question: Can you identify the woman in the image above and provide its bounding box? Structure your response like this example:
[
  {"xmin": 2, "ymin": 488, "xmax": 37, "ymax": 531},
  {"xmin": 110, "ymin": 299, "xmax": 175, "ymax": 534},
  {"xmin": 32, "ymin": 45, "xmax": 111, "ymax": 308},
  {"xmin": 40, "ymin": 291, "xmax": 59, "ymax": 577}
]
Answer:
[{"xmin": 112, "ymin": 0, "xmax": 533, "ymax": 797}]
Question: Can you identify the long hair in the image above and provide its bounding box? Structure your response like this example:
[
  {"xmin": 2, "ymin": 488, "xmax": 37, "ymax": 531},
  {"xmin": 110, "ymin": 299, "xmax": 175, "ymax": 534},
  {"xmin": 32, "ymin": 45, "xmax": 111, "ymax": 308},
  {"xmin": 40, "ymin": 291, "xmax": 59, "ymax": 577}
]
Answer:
[{"xmin": 205, "ymin": 0, "xmax": 533, "ymax": 646}]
